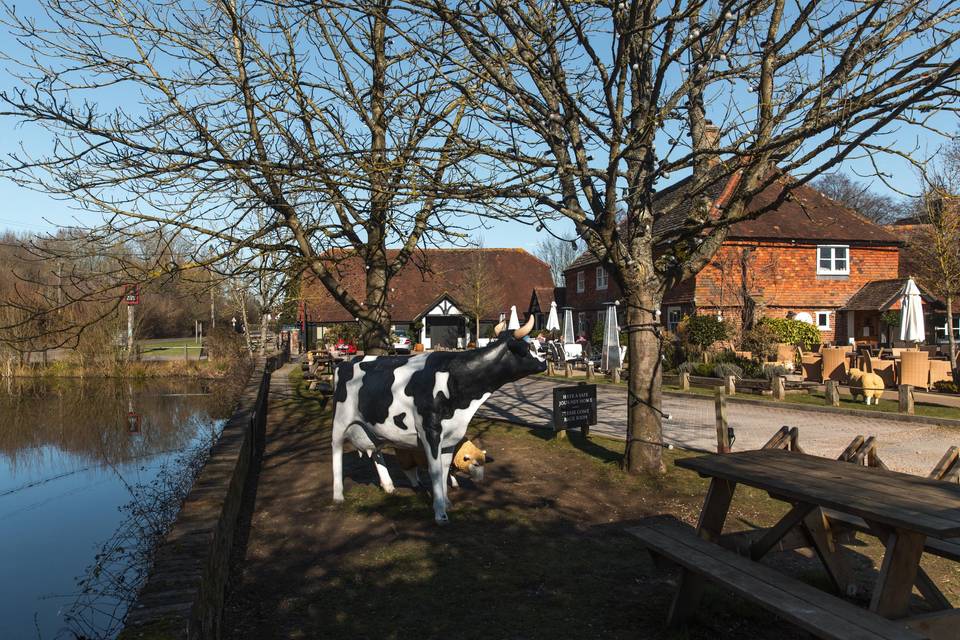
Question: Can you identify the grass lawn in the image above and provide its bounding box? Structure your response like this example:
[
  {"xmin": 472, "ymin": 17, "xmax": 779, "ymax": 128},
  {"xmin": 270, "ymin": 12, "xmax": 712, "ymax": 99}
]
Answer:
[
  {"xmin": 662, "ymin": 384, "xmax": 960, "ymax": 421},
  {"xmin": 224, "ymin": 367, "xmax": 960, "ymax": 640},
  {"xmin": 138, "ymin": 337, "xmax": 204, "ymax": 356},
  {"xmin": 536, "ymin": 372, "xmax": 960, "ymax": 421}
]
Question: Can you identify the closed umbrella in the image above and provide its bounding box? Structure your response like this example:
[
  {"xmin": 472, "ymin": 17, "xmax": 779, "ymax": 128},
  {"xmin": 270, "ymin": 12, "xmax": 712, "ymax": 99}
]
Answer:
[
  {"xmin": 562, "ymin": 307, "xmax": 575, "ymax": 344},
  {"xmin": 546, "ymin": 301, "xmax": 560, "ymax": 331},
  {"xmin": 899, "ymin": 278, "xmax": 925, "ymax": 343},
  {"xmin": 507, "ymin": 305, "xmax": 520, "ymax": 330},
  {"xmin": 601, "ymin": 302, "xmax": 622, "ymax": 371}
]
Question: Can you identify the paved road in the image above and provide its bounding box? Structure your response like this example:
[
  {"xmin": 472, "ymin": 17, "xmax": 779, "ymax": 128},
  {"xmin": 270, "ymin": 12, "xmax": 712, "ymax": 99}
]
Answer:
[{"xmin": 478, "ymin": 377, "xmax": 960, "ymax": 476}]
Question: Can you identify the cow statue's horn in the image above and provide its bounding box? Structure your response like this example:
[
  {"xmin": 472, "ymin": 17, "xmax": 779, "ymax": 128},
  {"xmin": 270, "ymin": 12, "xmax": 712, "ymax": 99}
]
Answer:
[
  {"xmin": 513, "ymin": 315, "xmax": 535, "ymax": 339},
  {"xmin": 493, "ymin": 320, "xmax": 506, "ymax": 334}
]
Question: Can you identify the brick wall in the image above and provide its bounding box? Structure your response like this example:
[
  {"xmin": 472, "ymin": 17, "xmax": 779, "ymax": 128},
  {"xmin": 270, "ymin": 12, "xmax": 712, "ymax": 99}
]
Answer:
[
  {"xmin": 693, "ymin": 240, "xmax": 899, "ymax": 343},
  {"xmin": 563, "ymin": 264, "xmax": 622, "ymax": 336}
]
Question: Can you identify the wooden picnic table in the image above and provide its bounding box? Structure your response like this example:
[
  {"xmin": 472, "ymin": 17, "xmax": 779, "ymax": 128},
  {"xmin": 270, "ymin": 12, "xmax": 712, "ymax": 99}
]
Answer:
[{"xmin": 675, "ymin": 449, "xmax": 960, "ymax": 635}]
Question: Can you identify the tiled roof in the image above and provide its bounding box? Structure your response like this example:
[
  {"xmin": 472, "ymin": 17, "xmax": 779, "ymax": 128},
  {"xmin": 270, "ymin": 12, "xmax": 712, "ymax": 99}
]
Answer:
[
  {"xmin": 842, "ymin": 277, "xmax": 943, "ymax": 311},
  {"xmin": 303, "ymin": 248, "xmax": 554, "ymax": 323},
  {"xmin": 565, "ymin": 172, "xmax": 901, "ymax": 272},
  {"xmin": 842, "ymin": 279, "xmax": 908, "ymax": 311}
]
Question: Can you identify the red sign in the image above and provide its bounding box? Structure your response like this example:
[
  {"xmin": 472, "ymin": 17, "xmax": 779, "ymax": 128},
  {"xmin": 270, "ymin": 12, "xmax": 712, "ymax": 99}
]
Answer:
[
  {"xmin": 124, "ymin": 285, "xmax": 140, "ymax": 305},
  {"xmin": 127, "ymin": 412, "xmax": 141, "ymax": 433}
]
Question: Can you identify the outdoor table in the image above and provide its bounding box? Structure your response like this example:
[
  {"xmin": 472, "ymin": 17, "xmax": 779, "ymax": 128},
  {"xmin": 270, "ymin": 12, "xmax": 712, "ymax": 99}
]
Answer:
[{"xmin": 676, "ymin": 449, "xmax": 960, "ymax": 625}]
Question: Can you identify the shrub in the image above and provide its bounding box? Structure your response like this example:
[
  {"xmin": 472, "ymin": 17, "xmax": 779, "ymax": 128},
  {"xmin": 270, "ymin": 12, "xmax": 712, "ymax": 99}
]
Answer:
[
  {"xmin": 712, "ymin": 362, "xmax": 743, "ymax": 379},
  {"xmin": 741, "ymin": 323, "xmax": 780, "ymax": 361},
  {"xmin": 678, "ymin": 361, "xmax": 714, "ymax": 377},
  {"xmin": 762, "ymin": 364, "xmax": 792, "ymax": 380},
  {"xmin": 680, "ymin": 314, "xmax": 730, "ymax": 350},
  {"xmin": 934, "ymin": 380, "xmax": 959, "ymax": 394},
  {"xmin": 757, "ymin": 317, "xmax": 821, "ymax": 351},
  {"xmin": 206, "ymin": 326, "xmax": 248, "ymax": 362}
]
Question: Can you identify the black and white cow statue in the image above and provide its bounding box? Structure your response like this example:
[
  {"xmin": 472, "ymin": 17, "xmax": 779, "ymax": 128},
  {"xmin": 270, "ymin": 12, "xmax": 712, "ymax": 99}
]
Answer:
[{"xmin": 331, "ymin": 315, "xmax": 545, "ymax": 523}]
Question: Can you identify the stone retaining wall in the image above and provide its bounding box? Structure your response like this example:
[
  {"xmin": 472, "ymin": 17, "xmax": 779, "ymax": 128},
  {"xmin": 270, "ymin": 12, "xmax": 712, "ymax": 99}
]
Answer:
[{"xmin": 118, "ymin": 350, "xmax": 287, "ymax": 640}]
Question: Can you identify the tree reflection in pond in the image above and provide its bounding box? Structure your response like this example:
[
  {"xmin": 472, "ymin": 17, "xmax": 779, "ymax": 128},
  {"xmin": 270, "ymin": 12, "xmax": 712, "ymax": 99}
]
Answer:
[{"xmin": 0, "ymin": 377, "xmax": 240, "ymax": 640}]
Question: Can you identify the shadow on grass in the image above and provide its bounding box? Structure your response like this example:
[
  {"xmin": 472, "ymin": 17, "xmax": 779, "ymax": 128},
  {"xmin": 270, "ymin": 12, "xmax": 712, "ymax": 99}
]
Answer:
[{"xmin": 224, "ymin": 366, "xmax": 904, "ymax": 640}]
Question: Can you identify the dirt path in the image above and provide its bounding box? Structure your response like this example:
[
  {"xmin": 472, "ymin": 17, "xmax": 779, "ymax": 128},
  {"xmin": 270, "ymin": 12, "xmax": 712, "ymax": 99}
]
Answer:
[{"xmin": 480, "ymin": 377, "xmax": 959, "ymax": 475}]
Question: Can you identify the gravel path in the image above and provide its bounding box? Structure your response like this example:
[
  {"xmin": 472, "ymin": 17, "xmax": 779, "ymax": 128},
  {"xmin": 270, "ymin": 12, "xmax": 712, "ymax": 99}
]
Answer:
[{"xmin": 478, "ymin": 377, "xmax": 960, "ymax": 476}]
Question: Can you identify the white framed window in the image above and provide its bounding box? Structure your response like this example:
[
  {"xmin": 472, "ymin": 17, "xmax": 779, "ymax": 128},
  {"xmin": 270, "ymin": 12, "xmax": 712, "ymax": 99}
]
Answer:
[
  {"xmin": 596, "ymin": 266, "xmax": 608, "ymax": 290},
  {"xmin": 577, "ymin": 311, "xmax": 586, "ymax": 336},
  {"xmin": 666, "ymin": 306, "xmax": 682, "ymax": 333},
  {"xmin": 935, "ymin": 317, "xmax": 960, "ymax": 342},
  {"xmin": 816, "ymin": 311, "xmax": 831, "ymax": 330},
  {"xmin": 817, "ymin": 245, "xmax": 849, "ymax": 275},
  {"xmin": 597, "ymin": 309, "xmax": 605, "ymax": 325},
  {"xmin": 576, "ymin": 270, "xmax": 585, "ymax": 292}
]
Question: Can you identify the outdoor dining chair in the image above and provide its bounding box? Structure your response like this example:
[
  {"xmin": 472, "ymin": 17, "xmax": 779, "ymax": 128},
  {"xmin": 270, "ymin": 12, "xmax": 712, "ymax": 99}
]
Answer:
[
  {"xmin": 820, "ymin": 347, "xmax": 847, "ymax": 383},
  {"xmin": 897, "ymin": 350, "xmax": 930, "ymax": 390}
]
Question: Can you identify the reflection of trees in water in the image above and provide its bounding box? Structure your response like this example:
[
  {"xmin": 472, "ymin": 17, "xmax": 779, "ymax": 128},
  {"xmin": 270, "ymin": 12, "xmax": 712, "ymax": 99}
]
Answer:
[
  {"xmin": 60, "ymin": 430, "xmax": 218, "ymax": 640},
  {"xmin": 0, "ymin": 378, "xmax": 240, "ymax": 471}
]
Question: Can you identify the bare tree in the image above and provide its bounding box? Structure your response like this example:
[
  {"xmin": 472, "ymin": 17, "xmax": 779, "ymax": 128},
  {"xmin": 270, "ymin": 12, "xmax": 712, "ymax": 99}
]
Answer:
[
  {"xmin": 534, "ymin": 237, "xmax": 579, "ymax": 286},
  {"xmin": 706, "ymin": 246, "xmax": 778, "ymax": 336},
  {"xmin": 0, "ymin": 1, "xmax": 494, "ymax": 354},
  {"xmin": 912, "ymin": 142, "xmax": 960, "ymax": 377},
  {"xmin": 422, "ymin": 0, "xmax": 960, "ymax": 473},
  {"xmin": 813, "ymin": 173, "xmax": 904, "ymax": 224},
  {"xmin": 456, "ymin": 240, "xmax": 505, "ymax": 344}
]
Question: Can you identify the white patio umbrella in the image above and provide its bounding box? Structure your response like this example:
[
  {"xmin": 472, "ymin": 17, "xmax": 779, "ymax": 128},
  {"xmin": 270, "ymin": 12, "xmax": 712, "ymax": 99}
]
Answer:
[
  {"xmin": 546, "ymin": 301, "xmax": 560, "ymax": 332},
  {"xmin": 507, "ymin": 305, "xmax": 520, "ymax": 330},
  {"xmin": 899, "ymin": 277, "xmax": 925, "ymax": 343},
  {"xmin": 562, "ymin": 307, "xmax": 575, "ymax": 344},
  {"xmin": 601, "ymin": 302, "xmax": 622, "ymax": 372}
]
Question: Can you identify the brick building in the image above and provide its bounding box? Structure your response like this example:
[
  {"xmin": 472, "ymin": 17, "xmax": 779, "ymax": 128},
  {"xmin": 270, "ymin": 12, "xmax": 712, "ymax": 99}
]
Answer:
[
  {"xmin": 301, "ymin": 248, "xmax": 555, "ymax": 349},
  {"xmin": 563, "ymin": 173, "xmax": 906, "ymax": 345}
]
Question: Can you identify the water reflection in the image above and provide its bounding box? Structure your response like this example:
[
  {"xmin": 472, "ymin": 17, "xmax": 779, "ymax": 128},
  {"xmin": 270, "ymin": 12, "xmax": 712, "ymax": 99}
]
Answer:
[{"xmin": 0, "ymin": 377, "xmax": 237, "ymax": 639}]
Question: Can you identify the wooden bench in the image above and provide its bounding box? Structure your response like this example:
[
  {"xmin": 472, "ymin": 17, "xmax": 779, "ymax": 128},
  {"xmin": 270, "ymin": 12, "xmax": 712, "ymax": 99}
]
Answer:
[{"xmin": 627, "ymin": 516, "xmax": 928, "ymax": 640}]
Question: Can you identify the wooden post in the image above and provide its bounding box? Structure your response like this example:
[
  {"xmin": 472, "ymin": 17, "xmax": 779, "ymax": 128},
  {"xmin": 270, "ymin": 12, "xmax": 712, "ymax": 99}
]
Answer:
[
  {"xmin": 725, "ymin": 374, "xmax": 736, "ymax": 396},
  {"xmin": 899, "ymin": 384, "xmax": 915, "ymax": 415},
  {"xmin": 715, "ymin": 386, "xmax": 730, "ymax": 453},
  {"xmin": 611, "ymin": 367, "xmax": 621, "ymax": 384},
  {"xmin": 825, "ymin": 380, "xmax": 840, "ymax": 407},
  {"xmin": 547, "ymin": 361, "xmax": 555, "ymax": 377},
  {"xmin": 184, "ymin": 344, "xmax": 188, "ymax": 361},
  {"xmin": 585, "ymin": 361, "xmax": 594, "ymax": 380},
  {"xmin": 564, "ymin": 363, "xmax": 573, "ymax": 378},
  {"xmin": 772, "ymin": 375, "xmax": 786, "ymax": 401},
  {"xmin": 680, "ymin": 371, "xmax": 690, "ymax": 391}
]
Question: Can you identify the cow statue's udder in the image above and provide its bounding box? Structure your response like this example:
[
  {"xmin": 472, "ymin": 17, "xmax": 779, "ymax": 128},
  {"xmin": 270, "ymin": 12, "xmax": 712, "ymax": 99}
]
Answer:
[{"xmin": 330, "ymin": 315, "xmax": 545, "ymax": 523}]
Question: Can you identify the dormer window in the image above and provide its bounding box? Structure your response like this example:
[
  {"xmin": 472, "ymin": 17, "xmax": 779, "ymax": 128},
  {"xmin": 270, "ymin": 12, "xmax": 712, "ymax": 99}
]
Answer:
[
  {"xmin": 817, "ymin": 245, "xmax": 849, "ymax": 276},
  {"xmin": 596, "ymin": 266, "xmax": 608, "ymax": 290}
]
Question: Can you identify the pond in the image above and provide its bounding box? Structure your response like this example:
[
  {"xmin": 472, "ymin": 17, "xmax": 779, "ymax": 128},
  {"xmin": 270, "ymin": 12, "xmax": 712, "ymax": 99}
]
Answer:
[{"xmin": 0, "ymin": 377, "xmax": 239, "ymax": 640}]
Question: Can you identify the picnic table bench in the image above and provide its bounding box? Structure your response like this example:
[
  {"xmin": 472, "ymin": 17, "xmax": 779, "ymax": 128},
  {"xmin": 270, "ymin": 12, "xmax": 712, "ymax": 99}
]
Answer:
[
  {"xmin": 628, "ymin": 516, "xmax": 925, "ymax": 640},
  {"xmin": 630, "ymin": 449, "xmax": 960, "ymax": 639}
]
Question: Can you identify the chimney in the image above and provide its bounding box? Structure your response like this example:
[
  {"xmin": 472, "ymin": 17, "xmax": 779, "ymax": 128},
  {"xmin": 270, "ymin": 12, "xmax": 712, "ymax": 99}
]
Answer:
[{"xmin": 704, "ymin": 121, "xmax": 720, "ymax": 167}]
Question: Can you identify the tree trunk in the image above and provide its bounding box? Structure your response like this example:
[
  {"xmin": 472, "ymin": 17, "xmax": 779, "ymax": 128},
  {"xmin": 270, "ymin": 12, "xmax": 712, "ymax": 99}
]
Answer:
[
  {"xmin": 362, "ymin": 259, "xmax": 391, "ymax": 355},
  {"xmin": 948, "ymin": 295, "xmax": 957, "ymax": 379},
  {"xmin": 476, "ymin": 316, "xmax": 481, "ymax": 346},
  {"xmin": 623, "ymin": 293, "xmax": 666, "ymax": 475},
  {"xmin": 239, "ymin": 292, "xmax": 252, "ymax": 354},
  {"xmin": 259, "ymin": 314, "xmax": 267, "ymax": 355}
]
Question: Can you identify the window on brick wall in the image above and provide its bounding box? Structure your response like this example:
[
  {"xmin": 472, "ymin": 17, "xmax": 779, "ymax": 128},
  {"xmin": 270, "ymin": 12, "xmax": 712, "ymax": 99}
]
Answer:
[
  {"xmin": 576, "ymin": 270, "xmax": 585, "ymax": 292},
  {"xmin": 577, "ymin": 311, "xmax": 586, "ymax": 336},
  {"xmin": 666, "ymin": 306, "xmax": 682, "ymax": 332},
  {"xmin": 596, "ymin": 266, "xmax": 608, "ymax": 290},
  {"xmin": 816, "ymin": 311, "xmax": 831, "ymax": 330},
  {"xmin": 817, "ymin": 245, "xmax": 849, "ymax": 275}
]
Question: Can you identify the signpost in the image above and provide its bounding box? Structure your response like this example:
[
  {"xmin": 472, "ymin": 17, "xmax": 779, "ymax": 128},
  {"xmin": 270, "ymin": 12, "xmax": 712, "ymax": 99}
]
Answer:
[
  {"xmin": 552, "ymin": 383, "xmax": 597, "ymax": 438},
  {"xmin": 123, "ymin": 285, "xmax": 140, "ymax": 356}
]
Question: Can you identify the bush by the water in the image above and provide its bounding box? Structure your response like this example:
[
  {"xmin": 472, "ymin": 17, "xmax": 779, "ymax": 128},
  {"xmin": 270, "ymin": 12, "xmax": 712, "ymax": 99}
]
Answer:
[
  {"xmin": 757, "ymin": 317, "xmax": 821, "ymax": 351},
  {"xmin": 205, "ymin": 326, "xmax": 249, "ymax": 363}
]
